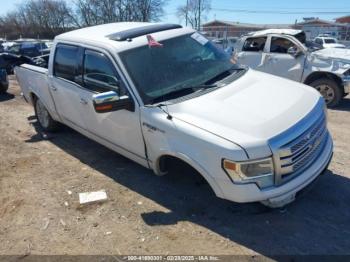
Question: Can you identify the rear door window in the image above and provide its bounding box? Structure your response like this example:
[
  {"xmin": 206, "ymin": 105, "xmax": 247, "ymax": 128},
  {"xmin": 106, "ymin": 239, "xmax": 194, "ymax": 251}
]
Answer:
[
  {"xmin": 242, "ymin": 37, "xmax": 267, "ymax": 52},
  {"xmin": 54, "ymin": 44, "xmax": 81, "ymax": 83}
]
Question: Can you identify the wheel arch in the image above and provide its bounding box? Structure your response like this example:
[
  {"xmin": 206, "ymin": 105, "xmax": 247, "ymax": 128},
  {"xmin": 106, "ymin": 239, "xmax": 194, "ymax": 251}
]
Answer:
[
  {"xmin": 28, "ymin": 91, "xmax": 39, "ymax": 106},
  {"xmin": 154, "ymin": 152, "xmax": 225, "ymax": 198},
  {"xmin": 304, "ymin": 71, "xmax": 343, "ymax": 93}
]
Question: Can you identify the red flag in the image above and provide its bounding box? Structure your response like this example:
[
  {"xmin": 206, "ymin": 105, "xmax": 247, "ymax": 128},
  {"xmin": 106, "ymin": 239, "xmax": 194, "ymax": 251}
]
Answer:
[{"xmin": 147, "ymin": 35, "xmax": 163, "ymax": 48}]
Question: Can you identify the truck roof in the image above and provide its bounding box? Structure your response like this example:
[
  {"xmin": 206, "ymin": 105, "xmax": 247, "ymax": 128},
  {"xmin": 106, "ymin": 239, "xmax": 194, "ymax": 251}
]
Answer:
[
  {"xmin": 247, "ymin": 29, "xmax": 303, "ymax": 37},
  {"xmin": 55, "ymin": 22, "xmax": 192, "ymax": 51}
]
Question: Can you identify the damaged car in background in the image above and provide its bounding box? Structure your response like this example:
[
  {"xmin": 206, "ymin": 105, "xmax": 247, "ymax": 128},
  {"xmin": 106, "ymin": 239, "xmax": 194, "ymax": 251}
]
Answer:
[
  {"xmin": 235, "ymin": 29, "xmax": 350, "ymax": 107},
  {"xmin": 0, "ymin": 53, "xmax": 48, "ymax": 75},
  {"xmin": 0, "ymin": 68, "xmax": 8, "ymax": 93},
  {"xmin": 0, "ymin": 55, "xmax": 9, "ymax": 93}
]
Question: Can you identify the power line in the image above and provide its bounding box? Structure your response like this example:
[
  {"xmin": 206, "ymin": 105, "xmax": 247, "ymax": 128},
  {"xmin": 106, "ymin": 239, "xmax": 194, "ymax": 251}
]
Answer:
[
  {"xmin": 211, "ymin": 8, "xmax": 350, "ymax": 15},
  {"xmin": 214, "ymin": 6, "xmax": 349, "ymax": 10}
]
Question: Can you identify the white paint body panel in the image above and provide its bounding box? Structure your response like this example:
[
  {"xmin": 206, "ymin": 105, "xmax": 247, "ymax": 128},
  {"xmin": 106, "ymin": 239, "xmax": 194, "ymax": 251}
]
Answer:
[
  {"xmin": 235, "ymin": 31, "xmax": 350, "ymax": 90},
  {"xmin": 315, "ymin": 37, "xmax": 346, "ymax": 49},
  {"xmin": 15, "ymin": 23, "xmax": 334, "ymax": 206},
  {"xmin": 166, "ymin": 70, "xmax": 320, "ymax": 159},
  {"xmin": 322, "ymin": 43, "xmax": 346, "ymax": 49}
]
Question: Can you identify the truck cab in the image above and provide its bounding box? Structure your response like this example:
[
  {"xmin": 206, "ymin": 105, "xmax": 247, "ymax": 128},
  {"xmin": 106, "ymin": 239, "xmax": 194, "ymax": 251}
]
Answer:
[
  {"xmin": 235, "ymin": 29, "xmax": 350, "ymax": 107},
  {"xmin": 15, "ymin": 23, "xmax": 333, "ymax": 208}
]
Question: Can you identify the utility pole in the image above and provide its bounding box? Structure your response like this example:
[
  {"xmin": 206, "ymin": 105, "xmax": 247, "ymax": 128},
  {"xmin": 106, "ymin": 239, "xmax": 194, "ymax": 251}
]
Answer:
[
  {"xmin": 198, "ymin": 0, "xmax": 201, "ymax": 31},
  {"xmin": 185, "ymin": 0, "xmax": 188, "ymax": 26}
]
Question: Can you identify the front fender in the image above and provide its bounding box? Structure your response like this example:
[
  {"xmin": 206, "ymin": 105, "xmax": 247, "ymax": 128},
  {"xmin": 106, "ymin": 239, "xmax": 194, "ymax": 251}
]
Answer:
[
  {"xmin": 141, "ymin": 107, "xmax": 249, "ymax": 200},
  {"xmin": 151, "ymin": 150, "xmax": 225, "ymax": 198}
]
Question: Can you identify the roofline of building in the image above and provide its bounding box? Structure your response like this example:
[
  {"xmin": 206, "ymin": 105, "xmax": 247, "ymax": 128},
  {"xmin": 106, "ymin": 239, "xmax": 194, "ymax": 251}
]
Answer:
[
  {"xmin": 202, "ymin": 20, "xmax": 292, "ymax": 28},
  {"xmin": 335, "ymin": 15, "xmax": 350, "ymax": 20},
  {"xmin": 203, "ymin": 18, "xmax": 350, "ymax": 28},
  {"xmin": 295, "ymin": 18, "xmax": 345, "ymax": 26}
]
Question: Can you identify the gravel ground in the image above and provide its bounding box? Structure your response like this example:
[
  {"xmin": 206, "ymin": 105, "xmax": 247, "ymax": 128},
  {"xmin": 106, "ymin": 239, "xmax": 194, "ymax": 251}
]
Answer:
[{"xmin": 1, "ymin": 76, "xmax": 350, "ymax": 257}]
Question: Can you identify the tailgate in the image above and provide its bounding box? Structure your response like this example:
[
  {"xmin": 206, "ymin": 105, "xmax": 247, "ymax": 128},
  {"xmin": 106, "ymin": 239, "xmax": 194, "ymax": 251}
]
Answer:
[{"xmin": 15, "ymin": 64, "xmax": 57, "ymax": 118}]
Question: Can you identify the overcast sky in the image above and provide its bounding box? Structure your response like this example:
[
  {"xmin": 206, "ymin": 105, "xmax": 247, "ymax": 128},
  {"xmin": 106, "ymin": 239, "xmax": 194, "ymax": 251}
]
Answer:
[{"xmin": 1, "ymin": 0, "xmax": 349, "ymax": 24}]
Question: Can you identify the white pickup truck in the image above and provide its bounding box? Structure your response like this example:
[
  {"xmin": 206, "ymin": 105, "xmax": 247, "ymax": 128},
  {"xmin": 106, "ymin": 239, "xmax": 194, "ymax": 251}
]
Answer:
[
  {"xmin": 15, "ymin": 23, "xmax": 333, "ymax": 208},
  {"xmin": 234, "ymin": 29, "xmax": 350, "ymax": 107},
  {"xmin": 314, "ymin": 36, "xmax": 346, "ymax": 49}
]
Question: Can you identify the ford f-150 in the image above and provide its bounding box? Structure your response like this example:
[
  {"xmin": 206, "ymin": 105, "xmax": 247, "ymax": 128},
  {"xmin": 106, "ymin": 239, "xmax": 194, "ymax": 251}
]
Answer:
[{"xmin": 15, "ymin": 23, "xmax": 333, "ymax": 208}]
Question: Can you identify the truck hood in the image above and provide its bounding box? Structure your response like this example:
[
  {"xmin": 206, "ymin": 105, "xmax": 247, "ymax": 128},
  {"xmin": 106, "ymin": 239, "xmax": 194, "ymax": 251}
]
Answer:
[
  {"xmin": 312, "ymin": 48, "xmax": 350, "ymax": 62},
  {"xmin": 167, "ymin": 69, "xmax": 320, "ymax": 159},
  {"xmin": 308, "ymin": 48, "xmax": 350, "ymax": 74}
]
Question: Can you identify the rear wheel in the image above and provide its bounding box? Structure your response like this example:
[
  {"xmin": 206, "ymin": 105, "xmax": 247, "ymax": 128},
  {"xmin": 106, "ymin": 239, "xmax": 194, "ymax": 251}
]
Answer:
[
  {"xmin": 34, "ymin": 98, "xmax": 59, "ymax": 132},
  {"xmin": 310, "ymin": 78, "xmax": 342, "ymax": 108}
]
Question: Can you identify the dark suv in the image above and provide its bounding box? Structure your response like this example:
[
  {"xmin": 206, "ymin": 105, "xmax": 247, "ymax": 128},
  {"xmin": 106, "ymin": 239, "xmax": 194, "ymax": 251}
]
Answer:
[{"xmin": 7, "ymin": 41, "xmax": 50, "ymax": 58}]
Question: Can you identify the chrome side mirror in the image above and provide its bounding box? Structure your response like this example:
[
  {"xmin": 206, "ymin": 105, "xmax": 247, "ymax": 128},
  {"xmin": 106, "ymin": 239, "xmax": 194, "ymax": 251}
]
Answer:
[
  {"xmin": 92, "ymin": 91, "xmax": 134, "ymax": 113},
  {"xmin": 93, "ymin": 91, "xmax": 120, "ymax": 105}
]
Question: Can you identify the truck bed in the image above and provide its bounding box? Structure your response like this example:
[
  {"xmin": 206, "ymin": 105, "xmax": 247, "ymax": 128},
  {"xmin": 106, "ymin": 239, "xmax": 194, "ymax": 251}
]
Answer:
[{"xmin": 15, "ymin": 64, "xmax": 58, "ymax": 120}]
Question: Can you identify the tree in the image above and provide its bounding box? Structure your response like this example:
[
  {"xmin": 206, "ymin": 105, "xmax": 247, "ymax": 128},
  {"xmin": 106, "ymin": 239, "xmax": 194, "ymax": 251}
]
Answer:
[
  {"xmin": 134, "ymin": 0, "xmax": 166, "ymax": 22},
  {"xmin": 74, "ymin": 0, "xmax": 167, "ymax": 26},
  {"xmin": 177, "ymin": 0, "xmax": 211, "ymax": 30},
  {"xmin": 0, "ymin": 0, "xmax": 167, "ymax": 40},
  {"xmin": 0, "ymin": 0, "xmax": 76, "ymax": 39}
]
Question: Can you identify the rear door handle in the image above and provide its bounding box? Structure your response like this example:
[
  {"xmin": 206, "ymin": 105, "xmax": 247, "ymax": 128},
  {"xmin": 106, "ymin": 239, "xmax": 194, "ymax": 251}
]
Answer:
[
  {"xmin": 80, "ymin": 98, "xmax": 88, "ymax": 105},
  {"xmin": 51, "ymin": 85, "xmax": 57, "ymax": 91}
]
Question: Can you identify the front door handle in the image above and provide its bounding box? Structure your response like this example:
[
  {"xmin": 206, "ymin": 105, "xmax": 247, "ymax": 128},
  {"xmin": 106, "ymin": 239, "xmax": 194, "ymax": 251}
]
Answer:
[
  {"xmin": 51, "ymin": 85, "xmax": 57, "ymax": 91},
  {"xmin": 80, "ymin": 98, "xmax": 88, "ymax": 105}
]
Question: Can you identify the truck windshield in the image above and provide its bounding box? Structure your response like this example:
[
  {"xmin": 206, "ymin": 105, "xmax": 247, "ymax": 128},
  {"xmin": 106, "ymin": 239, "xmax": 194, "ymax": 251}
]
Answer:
[{"xmin": 120, "ymin": 33, "xmax": 241, "ymax": 104}]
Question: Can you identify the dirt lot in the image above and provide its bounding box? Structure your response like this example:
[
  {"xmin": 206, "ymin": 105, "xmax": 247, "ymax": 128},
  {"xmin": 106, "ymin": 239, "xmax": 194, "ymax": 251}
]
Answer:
[{"xmin": 1, "ymin": 76, "xmax": 350, "ymax": 257}]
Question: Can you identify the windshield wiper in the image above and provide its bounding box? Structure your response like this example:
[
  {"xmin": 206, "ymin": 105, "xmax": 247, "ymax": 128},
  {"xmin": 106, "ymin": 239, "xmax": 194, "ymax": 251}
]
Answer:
[
  {"xmin": 205, "ymin": 67, "xmax": 243, "ymax": 85},
  {"xmin": 188, "ymin": 83, "xmax": 218, "ymax": 90},
  {"xmin": 149, "ymin": 83, "xmax": 217, "ymax": 104}
]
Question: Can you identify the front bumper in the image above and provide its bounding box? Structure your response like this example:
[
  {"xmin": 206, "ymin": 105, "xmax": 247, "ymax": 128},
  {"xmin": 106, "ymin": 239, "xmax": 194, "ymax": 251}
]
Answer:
[
  {"xmin": 262, "ymin": 139, "xmax": 333, "ymax": 208},
  {"xmin": 219, "ymin": 133, "xmax": 333, "ymax": 205}
]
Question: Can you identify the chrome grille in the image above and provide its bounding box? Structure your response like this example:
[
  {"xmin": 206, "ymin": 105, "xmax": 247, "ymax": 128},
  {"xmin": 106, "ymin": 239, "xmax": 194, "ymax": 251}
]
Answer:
[{"xmin": 275, "ymin": 113, "xmax": 328, "ymax": 185}]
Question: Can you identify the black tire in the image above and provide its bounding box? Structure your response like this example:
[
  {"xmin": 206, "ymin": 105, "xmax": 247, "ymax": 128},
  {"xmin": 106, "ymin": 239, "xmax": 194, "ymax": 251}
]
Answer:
[
  {"xmin": 310, "ymin": 78, "xmax": 342, "ymax": 108},
  {"xmin": 0, "ymin": 83, "xmax": 8, "ymax": 94},
  {"xmin": 34, "ymin": 97, "xmax": 60, "ymax": 132}
]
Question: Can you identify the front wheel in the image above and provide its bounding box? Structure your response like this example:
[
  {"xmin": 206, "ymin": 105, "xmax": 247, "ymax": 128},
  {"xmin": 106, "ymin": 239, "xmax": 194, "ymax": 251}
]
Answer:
[
  {"xmin": 310, "ymin": 78, "xmax": 342, "ymax": 108},
  {"xmin": 34, "ymin": 98, "xmax": 59, "ymax": 132}
]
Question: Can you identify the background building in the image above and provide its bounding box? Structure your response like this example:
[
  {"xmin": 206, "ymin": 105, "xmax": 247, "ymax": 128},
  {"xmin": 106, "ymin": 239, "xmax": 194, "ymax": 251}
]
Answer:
[
  {"xmin": 202, "ymin": 20, "xmax": 291, "ymax": 39},
  {"xmin": 336, "ymin": 15, "xmax": 350, "ymax": 23},
  {"xmin": 294, "ymin": 17, "xmax": 349, "ymax": 40},
  {"xmin": 202, "ymin": 16, "xmax": 350, "ymax": 41}
]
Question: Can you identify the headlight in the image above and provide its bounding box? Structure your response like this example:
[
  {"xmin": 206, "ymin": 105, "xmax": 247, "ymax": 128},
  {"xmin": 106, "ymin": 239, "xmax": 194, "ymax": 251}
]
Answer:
[{"xmin": 222, "ymin": 158, "xmax": 274, "ymax": 189}]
